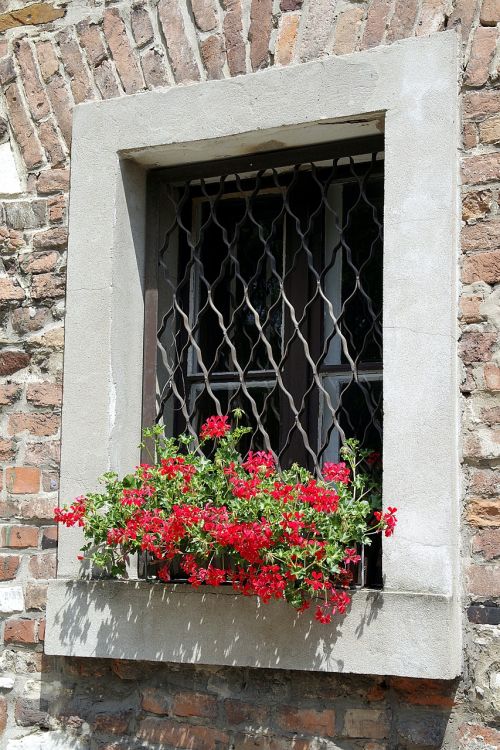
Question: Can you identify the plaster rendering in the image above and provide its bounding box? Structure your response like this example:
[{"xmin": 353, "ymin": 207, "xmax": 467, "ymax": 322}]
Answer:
[{"xmin": 48, "ymin": 31, "xmax": 461, "ymax": 677}]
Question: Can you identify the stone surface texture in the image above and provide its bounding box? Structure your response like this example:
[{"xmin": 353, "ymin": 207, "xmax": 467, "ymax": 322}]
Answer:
[{"xmin": 0, "ymin": 1, "xmax": 498, "ymax": 749}]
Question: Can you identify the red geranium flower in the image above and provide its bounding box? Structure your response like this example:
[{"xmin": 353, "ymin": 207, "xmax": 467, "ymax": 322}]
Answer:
[{"xmin": 200, "ymin": 415, "xmax": 230, "ymax": 440}]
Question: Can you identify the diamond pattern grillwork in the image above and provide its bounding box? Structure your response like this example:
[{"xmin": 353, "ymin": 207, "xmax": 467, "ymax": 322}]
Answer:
[{"xmin": 147, "ymin": 141, "xmax": 383, "ymax": 472}]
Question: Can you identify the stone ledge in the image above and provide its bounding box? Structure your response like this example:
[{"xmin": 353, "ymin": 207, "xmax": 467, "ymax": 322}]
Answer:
[{"xmin": 46, "ymin": 579, "xmax": 462, "ymax": 678}]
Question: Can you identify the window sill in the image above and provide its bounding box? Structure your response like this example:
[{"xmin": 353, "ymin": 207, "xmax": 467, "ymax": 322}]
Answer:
[{"xmin": 46, "ymin": 579, "xmax": 461, "ymax": 679}]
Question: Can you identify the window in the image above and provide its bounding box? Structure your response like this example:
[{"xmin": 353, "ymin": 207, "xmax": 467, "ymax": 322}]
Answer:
[
  {"xmin": 47, "ymin": 33, "xmax": 461, "ymax": 678},
  {"xmin": 145, "ymin": 138, "xmax": 383, "ymax": 472}
]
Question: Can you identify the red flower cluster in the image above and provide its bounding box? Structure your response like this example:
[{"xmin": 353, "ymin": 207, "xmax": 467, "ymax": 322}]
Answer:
[
  {"xmin": 54, "ymin": 496, "xmax": 86, "ymax": 527},
  {"xmin": 374, "ymin": 506, "xmax": 398, "ymax": 537},
  {"xmin": 160, "ymin": 456, "xmax": 196, "ymax": 493},
  {"xmin": 242, "ymin": 451, "xmax": 275, "ymax": 476},
  {"xmin": 200, "ymin": 415, "xmax": 230, "ymax": 440},
  {"xmin": 323, "ymin": 461, "xmax": 350, "ymax": 485}
]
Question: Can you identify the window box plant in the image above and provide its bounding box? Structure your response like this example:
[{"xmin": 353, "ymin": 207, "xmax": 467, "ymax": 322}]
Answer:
[{"xmin": 55, "ymin": 413, "xmax": 397, "ymax": 625}]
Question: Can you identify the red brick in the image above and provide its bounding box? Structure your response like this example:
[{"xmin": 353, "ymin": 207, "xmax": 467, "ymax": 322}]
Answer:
[
  {"xmin": 1, "ymin": 525, "xmax": 39, "ymax": 548},
  {"xmin": 480, "ymin": 0, "xmax": 500, "ymax": 25},
  {"xmin": 462, "ymin": 250, "xmax": 500, "ymax": 284},
  {"xmin": 0, "ymin": 554, "xmax": 20, "ymax": 581},
  {"xmin": 20, "ymin": 251, "xmax": 59, "ymax": 275},
  {"xmin": 386, "ymin": 0, "xmax": 418, "ymax": 42},
  {"xmin": 41, "ymin": 525, "xmax": 58, "ymax": 549},
  {"xmin": 24, "ymin": 441, "xmax": 60, "ymax": 467},
  {"xmin": 0, "ymin": 439, "xmax": 15, "ymax": 463},
  {"xmin": 276, "ymin": 706, "xmax": 336, "ymax": 737},
  {"xmin": 14, "ymin": 39, "xmax": 50, "ymax": 121},
  {"xmin": 467, "ymin": 498, "xmax": 500, "ymax": 527},
  {"xmin": 0, "ymin": 351, "xmax": 30, "ymax": 377},
  {"xmin": 458, "ymin": 723, "xmax": 500, "ymax": 748},
  {"xmin": 200, "ymin": 35, "xmax": 225, "ymax": 80},
  {"xmin": 460, "ymin": 296, "xmax": 483, "ymax": 323},
  {"xmin": 361, "ymin": 0, "xmax": 391, "ymax": 49},
  {"xmin": 0, "ymin": 384, "xmax": 21, "ymax": 406},
  {"xmin": 111, "ymin": 660, "xmax": 145, "ymax": 680},
  {"xmin": 5, "ymin": 467, "xmax": 40, "ymax": 494},
  {"xmin": 137, "ymin": 718, "xmax": 228, "ymax": 749},
  {"xmin": 459, "ymin": 332, "xmax": 496, "ymax": 364},
  {"xmin": 0, "ymin": 226, "xmax": 24, "ymax": 254},
  {"xmin": 31, "ymin": 272, "xmax": 65, "ymax": 299},
  {"xmin": 472, "ymin": 529, "xmax": 500, "ymax": 560},
  {"xmin": 484, "ymin": 364, "xmax": 500, "ymax": 391},
  {"xmin": 462, "ymin": 154, "xmax": 500, "ymax": 185},
  {"xmin": 140, "ymin": 688, "xmax": 170, "ymax": 715},
  {"xmin": 93, "ymin": 712, "xmax": 131, "ymax": 734},
  {"xmin": 468, "ymin": 564, "xmax": 500, "ymax": 597},
  {"xmin": 16, "ymin": 497, "xmax": 55, "ymax": 523},
  {"xmin": 463, "ymin": 121, "xmax": 477, "ymax": 150},
  {"xmin": 343, "ymin": 709, "xmax": 389, "ymax": 739},
  {"xmin": 35, "ymin": 40, "xmax": 59, "ymax": 81},
  {"xmin": 11, "ymin": 308, "xmax": 48, "ymax": 335},
  {"xmin": 103, "ymin": 8, "xmax": 144, "ymax": 94},
  {"xmin": 276, "ymin": 12, "xmax": 299, "ymax": 66},
  {"xmin": 479, "ymin": 114, "xmax": 500, "ymax": 145},
  {"xmin": 416, "ymin": 0, "xmax": 447, "ymax": 36},
  {"xmin": 33, "ymin": 227, "xmax": 68, "ymax": 250},
  {"xmin": 131, "ymin": 4, "xmax": 155, "ymax": 46},
  {"xmin": 465, "ymin": 26, "xmax": 497, "ymax": 86},
  {"xmin": 390, "ymin": 678, "xmax": 455, "ymax": 708},
  {"xmin": 448, "ymin": 0, "xmax": 480, "ymax": 42},
  {"xmin": 8, "ymin": 414, "xmax": 60, "ymax": 437},
  {"xmin": 0, "ymin": 276, "xmax": 24, "ymax": 302},
  {"xmin": 25, "ymin": 582, "xmax": 48, "ymax": 610},
  {"xmin": 280, "ymin": 0, "xmax": 303, "ymax": 9},
  {"xmin": 48, "ymin": 195, "xmax": 66, "ymax": 223},
  {"xmin": 26, "ymin": 382, "xmax": 62, "ymax": 408},
  {"xmin": 222, "ymin": 0, "xmax": 246, "ymax": 76},
  {"xmin": 332, "ymin": 5, "xmax": 365, "ymax": 55},
  {"xmin": 57, "ymin": 30, "xmax": 94, "ymax": 103},
  {"xmin": 172, "ymin": 691, "xmax": 217, "ymax": 719},
  {"xmin": 249, "ymin": 0, "xmax": 273, "ymax": 70},
  {"xmin": 37, "ymin": 618, "xmax": 46, "ymax": 642},
  {"xmin": 4, "ymin": 619, "xmax": 37, "ymax": 644},
  {"xmin": 158, "ymin": 0, "xmax": 201, "ymax": 83},
  {"xmin": 37, "ymin": 168, "xmax": 70, "ymax": 195},
  {"xmin": 38, "ymin": 119, "xmax": 66, "ymax": 166},
  {"xmin": 224, "ymin": 699, "xmax": 268, "ymax": 726},
  {"xmin": 4, "ymin": 83, "xmax": 44, "ymax": 169},
  {"xmin": 469, "ymin": 468, "xmax": 500, "ymax": 495},
  {"xmin": 29, "ymin": 552, "xmax": 57, "ymax": 579},
  {"xmin": 77, "ymin": 20, "xmax": 121, "ymax": 100},
  {"xmin": 464, "ymin": 90, "xmax": 500, "ymax": 120},
  {"xmin": 192, "ymin": 0, "xmax": 218, "ymax": 32}
]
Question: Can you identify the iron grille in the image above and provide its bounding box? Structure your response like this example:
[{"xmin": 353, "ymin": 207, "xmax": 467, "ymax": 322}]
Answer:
[{"xmin": 143, "ymin": 136, "xmax": 384, "ymax": 474}]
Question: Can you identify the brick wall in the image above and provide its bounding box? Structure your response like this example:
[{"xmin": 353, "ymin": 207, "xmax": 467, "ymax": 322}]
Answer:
[{"xmin": 0, "ymin": 0, "xmax": 498, "ymax": 748}]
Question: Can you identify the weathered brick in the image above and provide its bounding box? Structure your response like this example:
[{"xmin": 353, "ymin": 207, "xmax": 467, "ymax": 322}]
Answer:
[
  {"xmin": 131, "ymin": 4, "xmax": 155, "ymax": 47},
  {"xmin": 0, "ymin": 226, "xmax": 24, "ymax": 254},
  {"xmin": 343, "ymin": 709, "xmax": 389, "ymax": 739},
  {"xmin": 1, "ymin": 525, "xmax": 38, "ymax": 548},
  {"xmin": 20, "ymin": 251, "xmax": 59, "ymax": 274},
  {"xmin": 0, "ymin": 3, "xmax": 65, "ymax": 32},
  {"xmin": 484, "ymin": 363, "xmax": 500, "ymax": 391},
  {"xmin": 416, "ymin": 0, "xmax": 447, "ymax": 36},
  {"xmin": 41, "ymin": 526, "xmax": 57, "ymax": 549},
  {"xmin": 37, "ymin": 119, "xmax": 66, "ymax": 166},
  {"xmin": 5, "ymin": 200, "xmax": 47, "ymax": 230},
  {"xmin": 465, "ymin": 26, "xmax": 497, "ymax": 86},
  {"xmin": 158, "ymin": 0, "xmax": 201, "ymax": 83},
  {"xmin": 140, "ymin": 687, "xmax": 170, "ymax": 715},
  {"xmin": 467, "ymin": 605, "xmax": 500, "ymax": 625},
  {"xmin": 111, "ymin": 660, "xmax": 145, "ymax": 680},
  {"xmin": 57, "ymin": 30, "xmax": 94, "ymax": 103},
  {"xmin": 0, "ymin": 554, "xmax": 20, "ymax": 581},
  {"xmin": 0, "ymin": 350, "xmax": 30, "ymax": 377},
  {"xmin": 0, "ymin": 696, "xmax": 6, "ymax": 734},
  {"xmin": 192, "ymin": 0, "xmax": 218, "ymax": 32},
  {"xmin": 31, "ymin": 272, "xmax": 65, "ymax": 299},
  {"xmin": 462, "ymin": 154, "xmax": 500, "ymax": 185},
  {"xmin": 480, "ymin": 0, "xmax": 500, "ymax": 25},
  {"xmin": 200, "ymin": 35, "xmax": 225, "ymax": 80},
  {"xmin": 8, "ymin": 414, "xmax": 60, "ymax": 437},
  {"xmin": 33, "ymin": 227, "xmax": 68, "ymax": 251},
  {"xmin": 14, "ymin": 39, "xmax": 50, "ymax": 121},
  {"xmin": 141, "ymin": 48, "xmax": 169, "ymax": 89},
  {"xmin": 25, "ymin": 582, "xmax": 48, "ymax": 610},
  {"xmin": 460, "ymin": 296, "xmax": 483, "ymax": 323},
  {"xmin": 29, "ymin": 552, "xmax": 57, "ymax": 579},
  {"xmin": 90, "ymin": 59, "xmax": 121, "ymax": 99},
  {"xmin": 467, "ymin": 498, "xmax": 500, "ymax": 527},
  {"xmin": 137, "ymin": 718, "xmax": 228, "ymax": 749},
  {"xmin": 0, "ymin": 439, "xmax": 15, "ymax": 463},
  {"xmin": 462, "ymin": 190, "xmax": 493, "ymax": 222},
  {"xmin": 0, "ymin": 385, "xmax": 21, "ymax": 406},
  {"xmin": 103, "ymin": 8, "xmax": 144, "ymax": 95},
  {"xmin": 26, "ymin": 382, "xmax": 62, "ymax": 408},
  {"xmin": 4, "ymin": 83, "xmax": 44, "ymax": 169},
  {"xmin": 479, "ymin": 114, "xmax": 500, "ymax": 145},
  {"xmin": 12, "ymin": 308, "xmax": 48, "ymax": 335},
  {"xmin": 30, "ymin": 327, "xmax": 64, "ymax": 351},
  {"xmin": 459, "ymin": 332, "xmax": 496, "ymax": 364},
  {"xmin": 93, "ymin": 712, "xmax": 131, "ymax": 734},
  {"xmin": 4, "ymin": 619, "xmax": 37, "ymax": 644},
  {"xmin": 463, "ymin": 251, "xmax": 500, "ymax": 284},
  {"xmin": 472, "ymin": 529, "xmax": 500, "ymax": 560},
  {"xmin": 0, "ymin": 276, "xmax": 25, "ymax": 302},
  {"xmin": 464, "ymin": 90, "xmax": 500, "ymax": 120},
  {"xmin": 249, "ymin": 0, "xmax": 273, "ymax": 70},
  {"xmin": 361, "ymin": 0, "xmax": 391, "ymax": 49},
  {"xmin": 448, "ymin": 0, "xmax": 480, "ymax": 42},
  {"xmin": 280, "ymin": 0, "xmax": 303, "ymax": 9},
  {"xmin": 14, "ymin": 697, "xmax": 49, "ymax": 727},
  {"xmin": 468, "ymin": 564, "xmax": 500, "ymax": 597},
  {"xmin": 463, "ymin": 121, "xmax": 477, "ymax": 150},
  {"xmin": 222, "ymin": 0, "xmax": 246, "ymax": 76},
  {"xmin": 17, "ymin": 497, "xmax": 55, "ymax": 522},
  {"xmin": 44, "ymin": 75, "xmax": 73, "ymax": 146},
  {"xmin": 332, "ymin": 5, "xmax": 365, "ymax": 55},
  {"xmin": 224, "ymin": 699, "xmax": 268, "ymax": 726},
  {"xmin": 386, "ymin": 0, "xmax": 418, "ymax": 42},
  {"xmin": 172, "ymin": 691, "xmax": 217, "ymax": 719},
  {"xmin": 397, "ymin": 714, "xmax": 447, "ymax": 747},
  {"xmin": 275, "ymin": 12, "xmax": 299, "ymax": 66},
  {"xmin": 277, "ymin": 706, "xmax": 336, "ymax": 736},
  {"xmin": 0, "ymin": 55, "xmax": 15, "ymax": 85},
  {"xmin": 299, "ymin": 0, "xmax": 337, "ymax": 61},
  {"xmin": 77, "ymin": 21, "xmax": 121, "ymax": 99},
  {"xmin": 35, "ymin": 40, "xmax": 59, "ymax": 81},
  {"xmin": 5, "ymin": 467, "xmax": 41, "ymax": 494},
  {"xmin": 390, "ymin": 678, "xmax": 454, "ymax": 708},
  {"xmin": 48, "ymin": 195, "xmax": 66, "ymax": 223},
  {"xmin": 37, "ymin": 168, "xmax": 70, "ymax": 195}
]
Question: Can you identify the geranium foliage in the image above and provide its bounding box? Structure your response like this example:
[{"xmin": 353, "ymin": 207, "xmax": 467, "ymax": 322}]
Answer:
[{"xmin": 55, "ymin": 413, "xmax": 397, "ymax": 624}]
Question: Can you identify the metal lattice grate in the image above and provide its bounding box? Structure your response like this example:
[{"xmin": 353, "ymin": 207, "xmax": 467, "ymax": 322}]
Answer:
[{"xmin": 143, "ymin": 137, "xmax": 384, "ymax": 473}]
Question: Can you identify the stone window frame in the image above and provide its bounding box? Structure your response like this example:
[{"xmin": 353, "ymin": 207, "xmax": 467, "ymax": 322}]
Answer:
[{"xmin": 46, "ymin": 31, "xmax": 462, "ymax": 679}]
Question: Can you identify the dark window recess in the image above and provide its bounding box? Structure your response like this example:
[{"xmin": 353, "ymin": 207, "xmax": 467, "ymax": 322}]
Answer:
[{"xmin": 144, "ymin": 137, "xmax": 383, "ymax": 476}]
